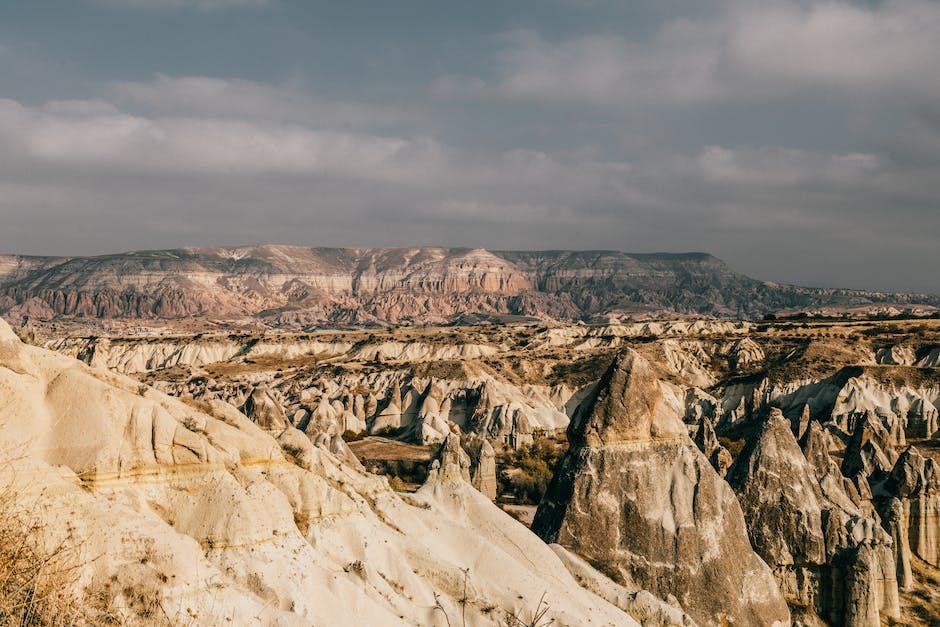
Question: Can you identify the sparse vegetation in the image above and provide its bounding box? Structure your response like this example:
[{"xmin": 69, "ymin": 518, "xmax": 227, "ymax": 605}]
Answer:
[
  {"xmin": 342, "ymin": 429, "xmax": 368, "ymax": 442},
  {"xmin": 498, "ymin": 439, "xmax": 564, "ymax": 505},
  {"xmin": 503, "ymin": 592, "xmax": 554, "ymax": 627},
  {"xmin": 0, "ymin": 472, "xmax": 99, "ymax": 625}
]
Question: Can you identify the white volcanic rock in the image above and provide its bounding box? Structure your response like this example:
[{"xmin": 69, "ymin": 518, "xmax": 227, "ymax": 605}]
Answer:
[
  {"xmin": 879, "ymin": 446, "xmax": 940, "ymax": 569},
  {"xmin": 430, "ymin": 433, "xmax": 471, "ymax": 482},
  {"xmin": 370, "ymin": 381, "xmax": 403, "ymax": 434},
  {"xmin": 660, "ymin": 340, "xmax": 716, "ymax": 388},
  {"xmin": 549, "ymin": 545, "xmax": 697, "ymax": 627},
  {"xmin": 876, "ymin": 345, "xmax": 918, "ymax": 366},
  {"xmin": 350, "ymin": 340, "xmax": 500, "ymax": 363},
  {"xmin": 727, "ymin": 410, "xmax": 901, "ymax": 624},
  {"xmin": 470, "ymin": 439, "xmax": 498, "ymax": 500},
  {"xmin": 916, "ymin": 347, "xmax": 940, "ymax": 368},
  {"xmin": 842, "ymin": 412, "xmax": 899, "ymax": 478},
  {"xmin": 712, "ymin": 367, "xmax": 940, "ymax": 445},
  {"xmin": 0, "ymin": 318, "xmax": 649, "ymax": 626},
  {"xmin": 533, "ymin": 349, "xmax": 789, "ymax": 627},
  {"xmin": 693, "ymin": 416, "xmax": 731, "ymax": 477},
  {"xmin": 241, "ymin": 384, "xmax": 289, "ymax": 431},
  {"xmin": 727, "ymin": 337, "xmax": 765, "ymax": 368}
]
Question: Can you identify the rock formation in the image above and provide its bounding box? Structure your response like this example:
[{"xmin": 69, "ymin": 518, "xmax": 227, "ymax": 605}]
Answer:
[
  {"xmin": 240, "ymin": 384, "xmax": 288, "ymax": 431},
  {"xmin": 469, "ymin": 439, "xmax": 498, "ymax": 500},
  {"xmin": 0, "ymin": 317, "xmax": 656, "ymax": 626},
  {"xmin": 430, "ymin": 432, "xmax": 471, "ymax": 482},
  {"xmin": 726, "ymin": 409, "xmax": 901, "ymax": 625},
  {"xmin": 532, "ymin": 349, "xmax": 790, "ymax": 627},
  {"xmin": 693, "ymin": 415, "xmax": 732, "ymax": 476},
  {"xmin": 4, "ymin": 245, "xmax": 937, "ymax": 328},
  {"xmin": 370, "ymin": 381, "xmax": 403, "ymax": 434},
  {"xmin": 876, "ymin": 446, "xmax": 940, "ymax": 569}
]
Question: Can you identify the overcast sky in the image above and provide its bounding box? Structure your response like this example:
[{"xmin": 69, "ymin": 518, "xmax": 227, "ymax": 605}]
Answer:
[{"xmin": 0, "ymin": 0, "xmax": 938, "ymax": 292}]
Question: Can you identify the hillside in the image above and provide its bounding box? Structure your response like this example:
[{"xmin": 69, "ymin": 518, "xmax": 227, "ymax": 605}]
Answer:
[{"xmin": 1, "ymin": 245, "xmax": 936, "ymax": 329}]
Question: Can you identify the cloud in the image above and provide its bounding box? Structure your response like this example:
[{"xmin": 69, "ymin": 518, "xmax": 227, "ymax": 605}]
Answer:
[
  {"xmin": 448, "ymin": 0, "xmax": 940, "ymax": 108},
  {"xmin": 0, "ymin": 97, "xmax": 445, "ymax": 184},
  {"xmin": 111, "ymin": 75, "xmax": 409, "ymax": 130},
  {"xmin": 0, "ymin": 52, "xmax": 938, "ymax": 291},
  {"xmin": 685, "ymin": 146, "xmax": 879, "ymax": 186},
  {"xmin": 92, "ymin": 0, "xmax": 270, "ymax": 10}
]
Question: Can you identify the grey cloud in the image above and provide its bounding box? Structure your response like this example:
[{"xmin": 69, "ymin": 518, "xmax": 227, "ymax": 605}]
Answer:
[
  {"xmin": 2, "ymin": 88, "xmax": 935, "ymax": 291},
  {"xmin": 1, "ymin": 2, "xmax": 938, "ymax": 294},
  {"xmin": 111, "ymin": 75, "xmax": 410, "ymax": 130},
  {"xmin": 444, "ymin": 1, "xmax": 940, "ymax": 108},
  {"xmin": 0, "ymin": 97, "xmax": 446, "ymax": 183},
  {"xmin": 91, "ymin": 0, "xmax": 271, "ymax": 10}
]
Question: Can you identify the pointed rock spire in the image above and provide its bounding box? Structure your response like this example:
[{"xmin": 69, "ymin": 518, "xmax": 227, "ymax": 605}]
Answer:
[
  {"xmin": 567, "ymin": 349, "xmax": 686, "ymax": 447},
  {"xmin": 534, "ymin": 349, "xmax": 790, "ymax": 627}
]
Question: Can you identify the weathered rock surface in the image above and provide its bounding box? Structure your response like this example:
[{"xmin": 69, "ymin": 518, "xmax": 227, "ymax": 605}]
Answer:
[
  {"xmin": 532, "ymin": 349, "xmax": 790, "ymax": 627},
  {"xmin": 430, "ymin": 432, "xmax": 471, "ymax": 482},
  {"xmin": 727, "ymin": 409, "xmax": 901, "ymax": 625},
  {"xmin": 693, "ymin": 416, "xmax": 732, "ymax": 476},
  {"xmin": 0, "ymin": 318, "xmax": 654, "ymax": 626},
  {"xmin": 469, "ymin": 439, "xmax": 498, "ymax": 500},
  {"xmin": 241, "ymin": 384, "xmax": 289, "ymax": 431},
  {"xmin": 876, "ymin": 446, "xmax": 940, "ymax": 568}
]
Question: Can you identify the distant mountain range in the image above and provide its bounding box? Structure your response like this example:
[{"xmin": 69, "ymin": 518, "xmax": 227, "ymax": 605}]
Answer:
[{"xmin": 0, "ymin": 245, "xmax": 936, "ymax": 328}]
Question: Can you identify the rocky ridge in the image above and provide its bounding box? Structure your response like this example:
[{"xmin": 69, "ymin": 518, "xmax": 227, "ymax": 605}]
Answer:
[{"xmin": 2, "ymin": 245, "xmax": 937, "ymax": 328}]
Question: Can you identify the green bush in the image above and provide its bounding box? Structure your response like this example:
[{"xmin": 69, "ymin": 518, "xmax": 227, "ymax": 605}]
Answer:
[{"xmin": 499, "ymin": 440, "xmax": 563, "ymax": 504}]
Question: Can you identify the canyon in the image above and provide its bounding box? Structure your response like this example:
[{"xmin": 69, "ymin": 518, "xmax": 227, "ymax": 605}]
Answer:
[{"xmin": 4, "ymin": 313, "xmax": 940, "ymax": 624}]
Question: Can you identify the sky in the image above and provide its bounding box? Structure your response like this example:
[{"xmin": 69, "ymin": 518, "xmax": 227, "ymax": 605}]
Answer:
[{"xmin": 0, "ymin": 0, "xmax": 938, "ymax": 293}]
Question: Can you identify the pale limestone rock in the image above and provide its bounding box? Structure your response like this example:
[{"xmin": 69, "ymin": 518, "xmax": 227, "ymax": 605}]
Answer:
[
  {"xmin": 792, "ymin": 403, "xmax": 811, "ymax": 440},
  {"xmin": 550, "ymin": 544, "xmax": 697, "ymax": 627},
  {"xmin": 566, "ymin": 349, "xmax": 687, "ymax": 447},
  {"xmin": 430, "ymin": 433, "xmax": 471, "ymax": 482},
  {"xmin": 693, "ymin": 416, "xmax": 731, "ymax": 477},
  {"xmin": 370, "ymin": 381, "xmax": 402, "ymax": 434},
  {"xmin": 842, "ymin": 412, "xmax": 896, "ymax": 478},
  {"xmin": 329, "ymin": 434, "xmax": 365, "ymax": 471},
  {"xmin": 881, "ymin": 497, "xmax": 913, "ymax": 590},
  {"xmin": 728, "ymin": 410, "xmax": 900, "ymax": 625},
  {"xmin": 880, "ymin": 446, "xmax": 940, "ymax": 568}
]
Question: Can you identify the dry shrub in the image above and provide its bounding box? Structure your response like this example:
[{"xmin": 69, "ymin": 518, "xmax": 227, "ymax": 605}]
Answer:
[{"xmin": 0, "ymin": 477, "xmax": 89, "ymax": 626}]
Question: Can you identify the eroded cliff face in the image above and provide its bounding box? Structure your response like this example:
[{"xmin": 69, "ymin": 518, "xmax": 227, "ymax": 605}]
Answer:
[
  {"xmin": 727, "ymin": 411, "xmax": 901, "ymax": 626},
  {"xmin": 532, "ymin": 350, "xmax": 791, "ymax": 627},
  {"xmin": 3, "ymin": 245, "xmax": 936, "ymax": 328}
]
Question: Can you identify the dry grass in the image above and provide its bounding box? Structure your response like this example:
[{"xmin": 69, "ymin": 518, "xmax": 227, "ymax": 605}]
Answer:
[
  {"xmin": 0, "ymin": 457, "xmax": 183, "ymax": 626},
  {"xmin": 892, "ymin": 556, "xmax": 940, "ymax": 626},
  {"xmin": 0, "ymin": 477, "xmax": 95, "ymax": 626}
]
